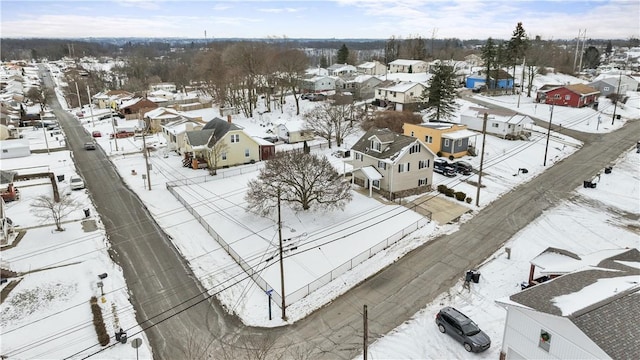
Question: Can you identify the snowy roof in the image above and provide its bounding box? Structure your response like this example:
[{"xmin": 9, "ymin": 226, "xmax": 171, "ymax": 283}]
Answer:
[
  {"xmin": 357, "ymin": 61, "xmax": 377, "ymax": 69},
  {"xmin": 358, "ymin": 166, "xmax": 383, "ymax": 180},
  {"xmin": 145, "ymin": 107, "xmax": 181, "ymax": 119},
  {"xmin": 441, "ymin": 129, "xmax": 479, "ymax": 140},
  {"xmin": 509, "ymin": 248, "xmax": 640, "ymax": 359},
  {"xmin": 351, "ymin": 128, "xmax": 419, "ymax": 162},
  {"xmin": 389, "ymin": 59, "xmax": 426, "ymax": 66},
  {"xmin": 275, "ymin": 120, "xmax": 308, "ymax": 132},
  {"xmin": 377, "ymin": 81, "xmax": 423, "ymax": 93}
]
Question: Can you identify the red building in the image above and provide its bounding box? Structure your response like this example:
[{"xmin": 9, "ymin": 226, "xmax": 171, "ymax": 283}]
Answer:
[{"xmin": 536, "ymin": 84, "xmax": 600, "ymax": 108}]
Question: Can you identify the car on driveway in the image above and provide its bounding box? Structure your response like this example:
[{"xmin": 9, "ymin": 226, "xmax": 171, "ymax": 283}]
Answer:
[
  {"xmin": 84, "ymin": 142, "xmax": 96, "ymax": 150},
  {"xmin": 436, "ymin": 307, "xmax": 491, "ymax": 352},
  {"xmin": 92, "ymin": 131, "xmax": 102, "ymax": 138},
  {"xmin": 434, "ymin": 159, "xmax": 456, "ymax": 177},
  {"xmin": 70, "ymin": 175, "xmax": 85, "ymax": 190},
  {"xmin": 452, "ymin": 160, "xmax": 473, "ymax": 175}
]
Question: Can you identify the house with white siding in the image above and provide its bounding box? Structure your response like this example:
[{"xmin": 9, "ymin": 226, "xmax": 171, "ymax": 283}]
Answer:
[
  {"xmin": 347, "ymin": 128, "xmax": 435, "ymax": 199},
  {"xmin": 388, "ymin": 59, "xmax": 428, "ymax": 74},
  {"xmin": 374, "ymin": 81, "xmax": 426, "ymax": 111},
  {"xmin": 460, "ymin": 107, "xmax": 533, "ymax": 139},
  {"xmin": 496, "ymin": 247, "xmax": 640, "ymax": 360}
]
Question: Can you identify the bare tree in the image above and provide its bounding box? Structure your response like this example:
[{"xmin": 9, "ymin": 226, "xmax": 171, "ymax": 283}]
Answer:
[
  {"xmin": 206, "ymin": 136, "xmax": 229, "ymax": 176},
  {"xmin": 274, "ymin": 48, "xmax": 309, "ymax": 115},
  {"xmin": 304, "ymin": 102, "xmax": 361, "ymax": 148},
  {"xmin": 246, "ymin": 150, "xmax": 352, "ymax": 215},
  {"xmin": 361, "ymin": 110, "xmax": 422, "ymax": 134},
  {"xmin": 30, "ymin": 194, "xmax": 81, "ymax": 231}
]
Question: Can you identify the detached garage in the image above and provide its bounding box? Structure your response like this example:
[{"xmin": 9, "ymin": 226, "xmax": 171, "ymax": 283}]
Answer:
[{"xmin": 0, "ymin": 139, "xmax": 31, "ymax": 159}]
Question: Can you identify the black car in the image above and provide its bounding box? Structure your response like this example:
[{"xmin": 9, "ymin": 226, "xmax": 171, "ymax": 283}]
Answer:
[
  {"xmin": 453, "ymin": 161, "xmax": 473, "ymax": 175},
  {"xmin": 434, "ymin": 159, "xmax": 456, "ymax": 177},
  {"xmin": 436, "ymin": 307, "xmax": 491, "ymax": 352}
]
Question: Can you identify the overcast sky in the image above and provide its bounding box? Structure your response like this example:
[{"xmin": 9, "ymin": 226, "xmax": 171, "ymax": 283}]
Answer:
[{"xmin": 2, "ymin": 0, "xmax": 638, "ymax": 40}]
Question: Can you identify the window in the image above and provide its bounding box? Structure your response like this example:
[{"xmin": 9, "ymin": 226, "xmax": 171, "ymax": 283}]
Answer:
[
  {"xmin": 377, "ymin": 161, "xmax": 387, "ymax": 170},
  {"xmin": 370, "ymin": 140, "xmax": 381, "ymax": 152},
  {"xmin": 372, "ymin": 179, "xmax": 380, "ymax": 189},
  {"xmin": 425, "ymin": 135, "xmax": 433, "ymax": 144},
  {"xmin": 230, "ymin": 134, "xmax": 239, "ymax": 143},
  {"xmin": 355, "ymin": 152, "xmax": 363, "ymax": 161},
  {"xmin": 444, "ymin": 139, "xmax": 450, "ymax": 147},
  {"xmin": 221, "ymin": 152, "xmax": 227, "ymax": 160},
  {"xmin": 418, "ymin": 178, "xmax": 428, "ymax": 186},
  {"xmin": 410, "ymin": 131, "xmax": 415, "ymax": 137},
  {"xmin": 564, "ymin": 94, "xmax": 570, "ymax": 100},
  {"xmin": 603, "ymin": 86, "xmax": 610, "ymax": 91},
  {"xmin": 457, "ymin": 139, "xmax": 462, "ymax": 147},
  {"xmin": 492, "ymin": 123, "xmax": 499, "ymax": 128},
  {"xmin": 244, "ymin": 149, "xmax": 250, "ymax": 157},
  {"xmin": 409, "ymin": 143, "xmax": 421, "ymax": 154},
  {"xmin": 398, "ymin": 163, "xmax": 410, "ymax": 173},
  {"xmin": 418, "ymin": 160, "xmax": 430, "ymax": 169},
  {"xmin": 539, "ymin": 330, "xmax": 551, "ymax": 352},
  {"xmin": 554, "ymin": 94, "xmax": 561, "ymax": 99}
]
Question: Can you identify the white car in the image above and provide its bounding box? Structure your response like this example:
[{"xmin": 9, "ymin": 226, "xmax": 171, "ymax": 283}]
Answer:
[{"xmin": 70, "ymin": 175, "xmax": 85, "ymax": 190}]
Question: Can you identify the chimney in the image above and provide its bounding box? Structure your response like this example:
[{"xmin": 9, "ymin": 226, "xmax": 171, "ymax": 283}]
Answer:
[
  {"xmin": 185, "ymin": 122, "xmax": 193, "ymax": 131},
  {"xmin": 227, "ymin": 114, "xmax": 232, "ymax": 123}
]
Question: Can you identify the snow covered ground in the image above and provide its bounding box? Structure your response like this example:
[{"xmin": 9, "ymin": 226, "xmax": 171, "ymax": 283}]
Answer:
[{"xmin": 2, "ymin": 62, "xmax": 637, "ymax": 359}]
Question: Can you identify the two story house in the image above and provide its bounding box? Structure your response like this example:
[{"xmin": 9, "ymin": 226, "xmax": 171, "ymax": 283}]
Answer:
[
  {"xmin": 348, "ymin": 128, "xmax": 435, "ymax": 199},
  {"xmin": 388, "ymin": 59, "xmax": 428, "ymax": 73},
  {"xmin": 374, "ymin": 81, "xmax": 426, "ymax": 111}
]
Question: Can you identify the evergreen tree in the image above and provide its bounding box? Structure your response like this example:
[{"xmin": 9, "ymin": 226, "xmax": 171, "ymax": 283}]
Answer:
[
  {"xmin": 582, "ymin": 46, "xmax": 601, "ymax": 69},
  {"xmin": 421, "ymin": 63, "xmax": 459, "ymax": 122},
  {"xmin": 605, "ymin": 40, "xmax": 613, "ymax": 58},
  {"xmin": 320, "ymin": 55, "xmax": 328, "ymax": 68},
  {"xmin": 336, "ymin": 44, "xmax": 349, "ymax": 64},
  {"xmin": 507, "ymin": 22, "xmax": 529, "ymax": 93},
  {"xmin": 481, "ymin": 38, "xmax": 496, "ymax": 89}
]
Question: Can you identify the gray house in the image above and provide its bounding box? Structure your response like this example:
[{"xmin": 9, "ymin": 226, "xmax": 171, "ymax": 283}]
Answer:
[
  {"xmin": 347, "ymin": 128, "xmax": 435, "ymax": 199},
  {"xmin": 588, "ymin": 74, "xmax": 639, "ymax": 96}
]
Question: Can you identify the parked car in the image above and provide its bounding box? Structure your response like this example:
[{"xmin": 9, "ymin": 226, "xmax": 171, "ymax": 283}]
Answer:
[
  {"xmin": 84, "ymin": 142, "xmax": 96, "ymax": 150},
  {"xmin": 300, "ymin": 93, "xmax": 312, "ymax": 100},
  {"xmin": 435, "ymin": 307, "xmax": 491, "ymax": 352},
  {"xmin": 434, "ymin": 159, "xmax": 456, "ymax": 177},
  {"xmin": 453, "ymin": 160, "xmax": 473, "ymax": 175},
  {"xmin": 92, "ymin": 131, "xmax": 102, "ymax": 138},
  {"xmin": 308, "ymin": 93, "xmax": 327, "ymax": 101},
  {"xmin": 70, "ymin": 175, "xmax": 85, "ymax": 190}
]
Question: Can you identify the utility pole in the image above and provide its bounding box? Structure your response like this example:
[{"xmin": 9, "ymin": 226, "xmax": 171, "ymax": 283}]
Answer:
[
  {"xmin": 86, "ymin": 85, "xmax": 94, "ymax": 127},
  {"xmin": 110, "ymin": 112, "xmax": 119, "ymax": 151},
  {"xmin": 74, "ymin": 82, "xmax": 82, "ymax": 110},
  {"xmin": 543, "ymin": 100, "xmax": 555, "ymax": 166},
  {"xmin": 40, "ymin": 111, "xmax": 50, "ymax": 155},
  {"xmin": 611, "ymin": 72, "xmax": 622, "ymax": 125},
  {"xmin": 277, "ymin": 188, "xmax": 287, "ymax": 321},
  {"xmin": 363, "ymin": 304, "xmax": 368, "ymax": 360},
  {"xmin": 142, "ymin": 132, "xmax": 151, "ymax": 190},
  {"xmin": 475, "ymin": 113, "xmax": 488, "ymax": 207},
  {"xmin": 577, "ymin": 29, "xmax": 587, "ymax": 73}
]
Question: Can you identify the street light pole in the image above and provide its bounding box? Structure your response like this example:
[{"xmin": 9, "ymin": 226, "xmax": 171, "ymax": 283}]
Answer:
[{"xmin": 74, "ymin": 82, "xmax": 82, "ymax": 110}]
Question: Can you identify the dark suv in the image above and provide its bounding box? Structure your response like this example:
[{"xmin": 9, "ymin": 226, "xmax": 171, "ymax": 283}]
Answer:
[
  {"xmin": 435, "ymin": 307, "xmax": 491, "ymax": 352},
  {"xmin": 434, "ymin": 159, "xmax": 456, "ymax": 177}
]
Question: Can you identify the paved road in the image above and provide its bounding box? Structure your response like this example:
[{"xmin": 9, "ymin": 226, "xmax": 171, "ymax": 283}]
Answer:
[
  {"xmin": 268, "ymin": 118, "xmax": 640, "ymax": 358},
  {"xmin": 40, "ymin": 69, "xmax": 243, "ymax": 359}
]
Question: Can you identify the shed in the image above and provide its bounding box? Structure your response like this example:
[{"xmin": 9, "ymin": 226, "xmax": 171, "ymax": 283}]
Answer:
[{"xmin": 0, "ymin": 139, "xmax": 30, "ymax": 159}]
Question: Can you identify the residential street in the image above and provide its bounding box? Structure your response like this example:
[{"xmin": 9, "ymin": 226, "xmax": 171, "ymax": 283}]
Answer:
[
  {"xmin": 40, "ymin": 69, "xmax": 244, "ymax": 359},
  {"xmin": 42, "ymin": 71, "xmax": 638, "ymax": 359}
]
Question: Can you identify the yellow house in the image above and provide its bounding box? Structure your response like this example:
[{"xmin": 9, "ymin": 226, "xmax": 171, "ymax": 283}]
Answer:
[{"xmin": 403, "ymin": 122, "xmax": 478, "ymax": 159}]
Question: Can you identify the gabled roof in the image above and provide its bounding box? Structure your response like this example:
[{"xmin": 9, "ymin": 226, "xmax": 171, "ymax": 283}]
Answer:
[
  {"xmin": 508, "ymin": 248, "xmax": 640, "ymax": 359},
  {"xmin": 145, "ymin": 107, "xmax": 181, "ymax": 119},
  {"xmin": 377, "ymin": 81, "xmax": 424, "ymax": 93},
  {"xmin": 389, "ymin": 59, "xmax": 427, "ymax": 66},
  {"xmin": 562, "ymin": 84, "xmax": 600, "ymax": 96},
  {"xmin": 351, "ymin": 128, "xmax": 425, "ymax": 162},
  {"xmin": 186, "ymin": 129, "xmax": 215, "ymax": 147},
  {"xmin": 202, "ymin": 117, "xmax": 241, "ymax": 146}
]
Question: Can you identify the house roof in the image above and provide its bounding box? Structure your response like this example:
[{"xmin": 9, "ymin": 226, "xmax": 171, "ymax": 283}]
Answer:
[
  {"xmin": 441, "ymin": 129, "xmax": 479, "ymax": 140},
  {"xmin": 560, "ymin": 84, "xmax": 600, "ymax": 96},
  {"xmin": 202, "ymin": 117, "xmax": 241, "ymax": 146},
  {"xmin": 389, "ymin": 59, "xmax": 426, "ymax": 66},
  {"xmin": 509, "ymin": 248, "xmax": 640, "ymax": 359},
  {"xmin": 487, "ymin": 69, "xmax": 513, "ymax": 80},
  {"xmin": 186, "ymin": 129, "xmax": 214, "ymax": 147},
  {"xmin": 0, "ymin": 169, "xmax": 17, "ymax": 185},
  {"xmin": 351, "ymin": 128, "xmax": 422, "ymax": 162},
  {"xmin": 377, "ymin": 81, "xmax": 423, "ymax": 93},
  {"xmin": 358, "ymin": 166, "xmax": 383, "ymax": 180},
  {"xmin": 145, "ymin": 107, "xmax": 181, "ymax": 119}
]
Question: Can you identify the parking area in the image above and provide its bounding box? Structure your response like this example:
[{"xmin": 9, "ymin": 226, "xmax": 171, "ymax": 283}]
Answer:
[{"xmin": 408, "ymin": 194, "xmax": 472, "ymax": 225}]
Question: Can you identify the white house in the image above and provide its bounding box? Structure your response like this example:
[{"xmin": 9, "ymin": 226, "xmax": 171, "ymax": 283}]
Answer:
[
  {"xmin": 273, "ymin": 120, "xmax": 314, "ymax": 144},
  {"xmin": 327, "ymin": 63, "xmax": 357, "ymax": 76},
  {"xmin": 357, "ymin": 60, "xmax": 387, "ymax": 76},
  {"xmin": 161, "ymin": 119, "xmax": 203, "ymax": 154},
  {"xmin": 0, "ymin": 139, "xmax": 30, "ymax": 159},
  {"xmin": 460, "ymin": 107, "xmax": 533, "ymax": 139},
  {"xmin": 374, "ymin": 81, "xmax": 426, "ymax": 111},
  {"xmin": 149, "ymin": 82, "xmax": 177, "ymax": 92},
  {"xmin": 496, "ymin": 248, "xmax": 640, "ymax": 360},
  {"xmin": 300, "ymin": 76, "xmax": 336, "ymax": 93},
  {"xmin": 388, "ymin": 59, "xmax": 429, "ymax": 73}
]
